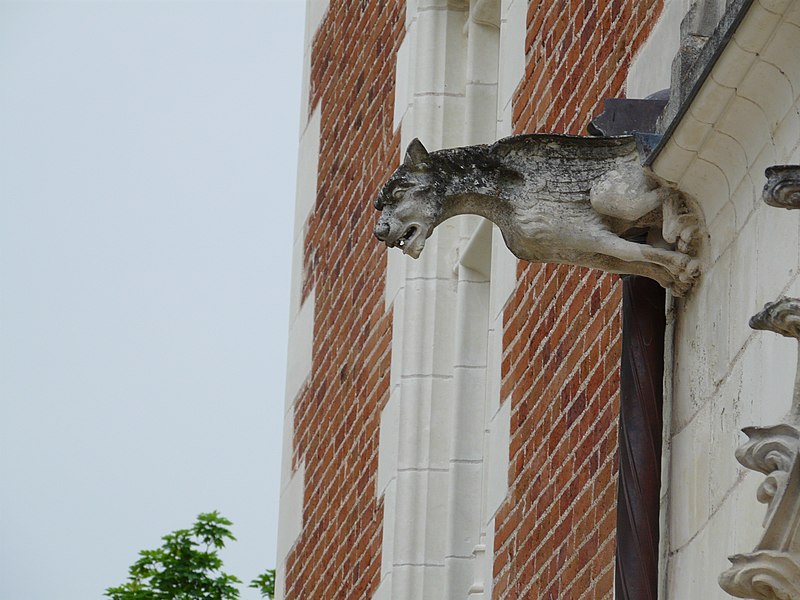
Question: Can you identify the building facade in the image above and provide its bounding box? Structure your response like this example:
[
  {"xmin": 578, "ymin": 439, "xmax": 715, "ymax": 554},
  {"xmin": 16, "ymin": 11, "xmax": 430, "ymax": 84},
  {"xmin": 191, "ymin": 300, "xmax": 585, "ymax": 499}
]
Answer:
[{"xmin": 277, "ymin": 0, "xmax": 800, "ymax": 598}]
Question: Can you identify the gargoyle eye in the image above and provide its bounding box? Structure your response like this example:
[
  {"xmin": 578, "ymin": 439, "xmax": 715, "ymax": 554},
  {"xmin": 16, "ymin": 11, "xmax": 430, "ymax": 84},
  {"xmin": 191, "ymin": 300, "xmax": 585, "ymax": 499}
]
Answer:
[{"xmin": 392, "ymin": 185, "xmax": 410, "ymax": 199}]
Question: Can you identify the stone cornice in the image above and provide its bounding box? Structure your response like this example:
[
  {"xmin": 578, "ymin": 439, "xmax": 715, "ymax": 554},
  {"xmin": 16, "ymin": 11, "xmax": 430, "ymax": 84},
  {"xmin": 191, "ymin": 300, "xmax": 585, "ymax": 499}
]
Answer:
[{"xmin": 646, "ymin": 0, "xmax": 800, "ymax": 228}]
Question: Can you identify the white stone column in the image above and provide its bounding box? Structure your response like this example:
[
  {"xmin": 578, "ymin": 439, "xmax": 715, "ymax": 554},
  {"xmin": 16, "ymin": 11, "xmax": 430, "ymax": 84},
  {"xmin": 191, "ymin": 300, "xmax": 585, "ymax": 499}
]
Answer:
[
  {"xmin": 443, "ymin": 2, "xmax": 500, "ymax": 598},
  {"xmin": 375, "ymin": 2, "xmax": 468, "ymax": 599},
  {"xmin": 375, "ymin": 2, "xmax": 526, "ymax": 597},
  {"xmin": 444, "ymin": 221, "xmax": 492, "ymax": 599}
]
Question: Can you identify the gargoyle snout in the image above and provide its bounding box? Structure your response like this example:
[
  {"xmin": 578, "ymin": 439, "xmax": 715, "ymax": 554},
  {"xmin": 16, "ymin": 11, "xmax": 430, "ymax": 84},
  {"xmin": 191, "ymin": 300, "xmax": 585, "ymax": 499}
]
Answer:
[{"xmin": 374, "ymin": 221, "xmax": 391, "ymax": 242}]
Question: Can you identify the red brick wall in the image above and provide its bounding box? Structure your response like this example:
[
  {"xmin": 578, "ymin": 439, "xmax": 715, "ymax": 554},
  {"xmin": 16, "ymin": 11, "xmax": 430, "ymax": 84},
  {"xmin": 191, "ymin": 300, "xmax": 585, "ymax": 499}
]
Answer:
[
  {"xmin": 284, "ymin": 2, "xmax": 405, "ymax": 599},
  {"xmin": 492, "ymin": 2, "xmax": 662, "ymax": 598}
]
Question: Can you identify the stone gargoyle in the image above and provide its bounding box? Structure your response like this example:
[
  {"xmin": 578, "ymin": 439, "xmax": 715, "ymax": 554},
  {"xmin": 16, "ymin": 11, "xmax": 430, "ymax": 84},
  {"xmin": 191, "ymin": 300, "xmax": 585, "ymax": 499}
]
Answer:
[{"xmin": 373, "ymin": 135, "xmax": 702, "ymax": 295}]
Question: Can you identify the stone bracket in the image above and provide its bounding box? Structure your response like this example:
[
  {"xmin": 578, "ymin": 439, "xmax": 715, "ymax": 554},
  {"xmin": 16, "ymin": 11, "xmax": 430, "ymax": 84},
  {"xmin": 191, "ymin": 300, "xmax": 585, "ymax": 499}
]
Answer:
[
  {"xmin": 763, "ymin": 166, "xmax": 800, "ymax": 210},
  {"xmin": 720, "ymin": 298, "xmax": 800, "ymax": 599}
]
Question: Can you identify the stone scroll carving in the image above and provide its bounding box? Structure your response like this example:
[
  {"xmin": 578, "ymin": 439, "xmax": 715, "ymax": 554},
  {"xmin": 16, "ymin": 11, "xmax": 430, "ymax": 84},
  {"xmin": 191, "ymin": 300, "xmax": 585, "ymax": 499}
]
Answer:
[
  {"xmin": 763, "ymin": 166, "xmax": 800, "ymax": 210},
  {"xmin": 372, "ymin": 135, "xmax": 703, "ymax": 295},
  {"xmin": 719, "ymin": 298, "xmax": 800, "ymax": 599}
]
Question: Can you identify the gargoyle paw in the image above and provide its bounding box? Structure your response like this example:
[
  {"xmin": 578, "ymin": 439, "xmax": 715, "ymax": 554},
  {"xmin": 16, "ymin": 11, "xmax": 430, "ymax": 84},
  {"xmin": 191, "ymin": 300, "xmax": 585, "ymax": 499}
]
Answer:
[
  {"xmin": 670, "ymin": 280, "xmax": 692, "ymax": 297},
  {"xmin": 677, "ymin": 224, "xmax": 700, "ymax": 254},
  {"xmin": 677, "ymin": 258, "xmax": 701, "ymax": 284}
]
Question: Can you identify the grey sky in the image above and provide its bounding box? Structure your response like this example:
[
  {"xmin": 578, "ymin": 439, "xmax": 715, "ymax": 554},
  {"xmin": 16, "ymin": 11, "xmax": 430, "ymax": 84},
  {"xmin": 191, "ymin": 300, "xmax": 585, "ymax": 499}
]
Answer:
[{"xmin": 0, "ymin": 2, "xmax": 304, "ymax": 598}]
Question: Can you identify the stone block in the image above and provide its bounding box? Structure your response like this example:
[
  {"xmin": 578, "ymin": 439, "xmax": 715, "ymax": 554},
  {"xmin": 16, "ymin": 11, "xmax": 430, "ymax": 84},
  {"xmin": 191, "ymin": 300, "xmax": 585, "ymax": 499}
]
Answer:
[
  {"xmin": 489, "ymin": 226, "xmax": 516, "ymax": 321},
  {"xmin": 398, "ymin": 278, "xmax": 457, "ymax": 379},
  {"xmin": 706, "ymin": 198, "xmax": 736, "ymax": 263},
  {"xmin": 738, "ymin": 59, "xmax": 795, "ymax": 132},
  {"xmin": 486, "ymin": 399, "xmax": 510, "ymax": 519},
  {"xmin": 785, "ymin": 0, "xmax": 800, "ymax": 26},
  {"xmin": 733, "ymin": 3, "xmax": 782, "ymax": 53},
  {"xmin": 705, "ymin": 250, "xmax": 733, "ymax": 385},
  {"xmin": 697, "ymin": 129, "xmax": 749, "ymax": 203},
  {"xmin": 485, "ymin": 323, "xmax": 503, "ymax": 416},
  {"xmin": 772, "ymin": 101, "xmax": 800, "ymax": 162},
  {"xmin": 754, "ymin": 331, "xmax": 797, "ymax": 423},
  {"xmin": 672, "ymin": 111, "xmax": 713, "ymax": 153},
  {"xmin": 669, "ymin": 401, "xmax": 712, "ymax": 549},
  {"xmin": 394, "ymin": 376, "xmax": 455, "ymax": 470},
  {"xmin": 279, "ymin": 404, "xmax": 296, "ymax": 493},
  {"xmin": 284, "ymin": 290, "xmax": 314, "ymax": 409},
  {"xmin": 730, "ymin": 172, "xmax": 757, "ymax": 233},
  {"xmin": 444, "ymin": 461, "xmax": 483, "ymax": 556},
  {"xmin": 293, "ymin": 107, "xmax": 320, "ymax": 236},
  {"xmin": 727, "ymin": 216, "xmax": 759, "ymax": 354},
  {"xmin": 380, "ymin": 480, "xmax": 397, "ymax": 580},
  {"xmin": 276, "ymin": 461, "xmax": 305, "ymax": 567},
  {"xmin": 760, "ymin": 21, "xmax": 800, "ymax": 102},
  {"xmin": 652, "ymin": 140, "xmax": 696, "ymax": 185},
  {"xmin": 757, "ymin": 0, "xmax": 793, "ymax": 14},
  {"xmin": 756, "ymin": 201, "xmax": 800, "ymax": 301},
  {"xmin": 394, "ymin": 25, "xmax": 416, "ymax": 132},
  {"xmin": 451, "ymin": 368, "xmax": 488, "ymax": 461},
  {"xmin": 378, "ymin": 392, "xmax": 401, "ymax": 495},
  {"xmin": 710, "ymin": 38, "xmax": 757, "ymax": 89},
  {"xmin": 689, "ymin": 79, "xmax": 735, "ymax": 125},
  {"xmin": 393, "ymin": 468, "xmax": 450, "ymax": 564},
  {"xmin": 497, "ymin": 0, "xmax": 525, "ymax": 111},
  {"xmin": 707, "ymin": 378, "xmax": 748, "ymax": 512},
  {"xmin": 678, "ymin": 156, "xmax": 730, "ymax": 225},
  {"xmin": 453, "ymin": 281, "xmax": 490, "ymax": 369}
]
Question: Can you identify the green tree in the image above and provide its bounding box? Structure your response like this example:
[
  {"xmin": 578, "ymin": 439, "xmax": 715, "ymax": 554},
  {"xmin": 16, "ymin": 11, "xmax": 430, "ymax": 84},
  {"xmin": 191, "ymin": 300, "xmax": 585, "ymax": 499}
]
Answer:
[
  {"xmin": 249, "ymin": 569, "xmax": 275, "ymax": 598},
  {"xmin": 106, "ymin": 511, "xmax": 274, "ymax": 600}
]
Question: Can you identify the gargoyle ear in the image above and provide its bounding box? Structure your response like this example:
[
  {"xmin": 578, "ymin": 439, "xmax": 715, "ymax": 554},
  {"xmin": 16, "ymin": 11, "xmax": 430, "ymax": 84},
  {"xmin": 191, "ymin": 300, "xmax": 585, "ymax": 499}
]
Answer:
[{"xmin": 404, "ymin": 138, "xmax": 429, "ymax": 169}]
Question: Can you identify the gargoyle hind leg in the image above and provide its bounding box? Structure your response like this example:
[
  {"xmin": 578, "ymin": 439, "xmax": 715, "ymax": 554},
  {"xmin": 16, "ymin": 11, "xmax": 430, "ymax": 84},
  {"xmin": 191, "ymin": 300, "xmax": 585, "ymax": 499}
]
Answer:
[
  {"xmin": 589, "ymin": 233, "xmax": 700, "ymax": 287},
  {"xmin": 596, "ymin": 256, "xmax": 693, "ymax": 296}
]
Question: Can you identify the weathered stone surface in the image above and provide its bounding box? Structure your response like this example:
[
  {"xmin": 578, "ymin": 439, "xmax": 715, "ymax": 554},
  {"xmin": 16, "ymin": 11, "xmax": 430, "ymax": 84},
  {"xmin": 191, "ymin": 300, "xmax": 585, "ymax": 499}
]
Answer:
[
  {"xmin": 373, "ymin": 136, "xmax": 702, "ymax": 295},
  {"xmin": 763, "ymin": 166, "xmax": 800, "ymax": 210},
  {"xmin": 721, "ymin": 550, "xmax": 800, "ymax": 600},
  {"xmin": 719, "ymin": 425, "xmax": 800, "ymax": 600},
  {"xmin": 750, "ymin": 297, "xmax": 800, "ymax": 340},
  {"xmin": 720, "ymin": 300, "xmax": 800, "ymax": 600}
]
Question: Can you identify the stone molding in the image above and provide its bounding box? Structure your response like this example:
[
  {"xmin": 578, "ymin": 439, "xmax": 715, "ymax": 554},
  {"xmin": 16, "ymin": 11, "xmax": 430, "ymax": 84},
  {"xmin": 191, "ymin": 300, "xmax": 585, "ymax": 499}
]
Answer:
[
  {"xmin": 722, "ymin": 550, "xmax": 800, "ymax": 600},
  {"xmin": 763, "ymin": 166, "xmax": 800, "ymax": 210},
  {"xmin": 719, "ymin": 298, "xmax": 800, "ymax": 599},
  {"xmin": 750, "ymin": 297, "xmax": 800, "ymax": 341}
]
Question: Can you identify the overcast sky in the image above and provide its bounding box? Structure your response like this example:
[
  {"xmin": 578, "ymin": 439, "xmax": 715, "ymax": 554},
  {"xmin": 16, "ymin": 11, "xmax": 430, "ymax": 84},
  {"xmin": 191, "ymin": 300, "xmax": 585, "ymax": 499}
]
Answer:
[{"xmin": 0, "ymin": 2, "xmax": 304, "ymax": 598}]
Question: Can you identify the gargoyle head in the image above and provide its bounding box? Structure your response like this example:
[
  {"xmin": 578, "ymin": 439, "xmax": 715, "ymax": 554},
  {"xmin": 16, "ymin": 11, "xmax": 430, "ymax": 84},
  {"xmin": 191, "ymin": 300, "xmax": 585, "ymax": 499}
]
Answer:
[{"xmin": 373, "ymin": 138, "xmax": 444, "ymax": 259}]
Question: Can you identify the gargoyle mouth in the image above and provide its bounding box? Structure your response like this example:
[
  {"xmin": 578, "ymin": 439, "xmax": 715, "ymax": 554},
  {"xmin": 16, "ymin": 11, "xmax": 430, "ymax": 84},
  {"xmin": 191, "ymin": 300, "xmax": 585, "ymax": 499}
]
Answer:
[{"xmin": 391, "ymin": 223, "xmax": 426, "ymax": 259}]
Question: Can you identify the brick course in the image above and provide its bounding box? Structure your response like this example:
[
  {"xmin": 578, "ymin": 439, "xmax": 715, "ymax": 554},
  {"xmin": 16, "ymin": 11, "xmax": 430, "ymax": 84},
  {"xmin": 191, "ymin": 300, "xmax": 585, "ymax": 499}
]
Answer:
[
  {"xmin": 493, "ymin": 1, "xmax": 662, "ymax": 598},
  {"xmin": 284, "ymin": 2, "xmax": 405, "ymax": 599}
]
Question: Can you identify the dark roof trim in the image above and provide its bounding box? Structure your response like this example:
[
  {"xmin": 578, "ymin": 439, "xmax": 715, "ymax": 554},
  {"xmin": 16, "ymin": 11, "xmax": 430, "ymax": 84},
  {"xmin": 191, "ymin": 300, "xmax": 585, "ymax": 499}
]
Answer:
[{"xmin": 644, "ymin": 0, "xmax": 757, "ymax": 167}]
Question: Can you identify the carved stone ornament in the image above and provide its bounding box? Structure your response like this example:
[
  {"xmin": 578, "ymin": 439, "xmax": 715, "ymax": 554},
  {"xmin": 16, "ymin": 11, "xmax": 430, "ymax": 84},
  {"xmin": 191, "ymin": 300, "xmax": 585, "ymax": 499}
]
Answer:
[
  {"xmin": 750, "ymin": 297, "xmax": 800, "ymax": 339},
  {"xmin": 719, "ymin": 298, "xmax": 800, "ymax": 599},
  {"xmin": 749, "ymin": 297, "xmax": 800, "ymax": 423},
  {"xmin": 373, "ymin": 136, "xmax": 703, "ymax": 295},
  {"xmin": 763, "ymin": 166, "xmax": 800, "ymax": 210}
]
